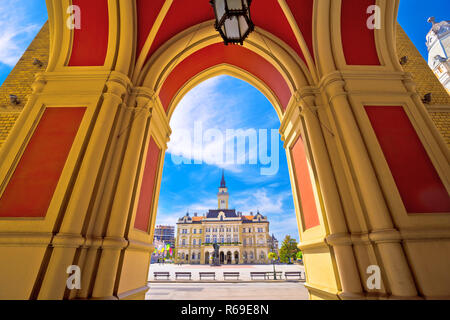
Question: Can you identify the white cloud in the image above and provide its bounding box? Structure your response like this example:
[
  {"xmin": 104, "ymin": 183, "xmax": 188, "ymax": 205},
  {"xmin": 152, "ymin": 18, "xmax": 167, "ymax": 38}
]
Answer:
[
  {"xmin": 232, "ymin": 188, "xmax": 292, "ymax": 215},
  {"xmin": 168, "ymin": 76, "xmax": 273, "ymax": 174},
  {"xmin": 0, "ymin": 0, "xmax": 41, "ymax": 66}
]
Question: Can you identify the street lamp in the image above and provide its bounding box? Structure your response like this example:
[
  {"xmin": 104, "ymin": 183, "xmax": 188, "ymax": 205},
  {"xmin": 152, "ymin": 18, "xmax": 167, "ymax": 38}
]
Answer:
[{"xmin": 210, "ymin": 0, "xmax": 255, "ymax": 45}]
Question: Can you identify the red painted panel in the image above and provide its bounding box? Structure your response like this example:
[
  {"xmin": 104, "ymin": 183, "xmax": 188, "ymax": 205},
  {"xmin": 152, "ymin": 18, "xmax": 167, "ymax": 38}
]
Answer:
[
  {"xmin": 135, "ymin": 137, "xmax": 161, "ymax": 232},
  {"xmin": 365, "ymin": 106, "xmax": 450, "ymax": 213},
  {"xmin": 253, "ymin": 0, "xmax": 308, "ymax": 64},
  {"xmin": 159, "ymin": 43, "xmax": 292, "ymax": 111},
  {"xmin": 341, "ymin": 0, "xmax": 380, "ymax": 65},
  {"xmin": 0, "ymin": 108, "xmax": 86, "ymax": 218},
  {"xmin": 285, "ymin": 0, "xmax": 315, "ymax": 62},
  {"xmin": 136, "ymin": 0, "xmax": 166, "ymax": 59},
  {"xmin": 68, "ymin": 0, "xmax": 109, "ymax": 66},
  {"xmin": 145, "ymin": 0, "xmax": 214, "ymax": 63},
  {"xmin": 292, "ymin": 135, "xmax": 320, "ymax": 230}
]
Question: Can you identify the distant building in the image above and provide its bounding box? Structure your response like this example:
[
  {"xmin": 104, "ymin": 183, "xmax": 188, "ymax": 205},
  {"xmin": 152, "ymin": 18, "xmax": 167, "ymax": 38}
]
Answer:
[
  {"xmin": 176, "ymin": 171, "xmax": 272, "ymax": 264},
  {"xmin": 153, "ymin": 225, "xmax": 175, "ymax": 248},
  {"xmin": 426, "ymin": 18, "xmax": 450, "ymax": 92},
  {"xmin": 268, "ymin": 234, "xmax": 279, "ymax": 255}
]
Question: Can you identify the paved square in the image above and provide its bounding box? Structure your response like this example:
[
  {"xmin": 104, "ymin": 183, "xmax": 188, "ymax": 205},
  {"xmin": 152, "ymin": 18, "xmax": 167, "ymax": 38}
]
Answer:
[{"xmin": 146, "ymin": 264, "xmax": 309, "ymax": 300}]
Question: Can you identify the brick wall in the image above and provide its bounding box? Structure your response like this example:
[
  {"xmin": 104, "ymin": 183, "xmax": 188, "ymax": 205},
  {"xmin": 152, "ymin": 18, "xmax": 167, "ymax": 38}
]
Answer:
[
  {"xmin": 0, "ymin": 22, "xmax": 49, "ymax": 148},
  {"xmin": 396, "ymin": 24, "xmax": 450, "ymax": 146}
]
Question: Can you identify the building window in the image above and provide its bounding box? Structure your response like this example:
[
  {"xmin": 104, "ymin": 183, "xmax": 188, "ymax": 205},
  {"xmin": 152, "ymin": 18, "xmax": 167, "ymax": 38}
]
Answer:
[
  {"xmin": 182, "ymin": 239, "xmax": 186, "ymax": 246},
  {"xmin": 220, "ymin": 236, "xmax": 224, "ymax": 243},
  {"xmin": 234, "ymin": 236, "xmax": 239, "ymax": 242},
  {"xmin": 213, "ymin": 235, "xmax": 217, "ymax": 243},
  {"xmin": 193, "ymin": 239, "xmax": 196, "ymax": 245},
  {"xmin": 193, "ymin": 229, "xmax": 197, "ymax": 234},
  {"xmin": 227, "ymin": 236, "xmax": 231, "ymax": 243},
  {"xmin": 199, "ymin": 229, "xmax": 202, "ymax": 234}
]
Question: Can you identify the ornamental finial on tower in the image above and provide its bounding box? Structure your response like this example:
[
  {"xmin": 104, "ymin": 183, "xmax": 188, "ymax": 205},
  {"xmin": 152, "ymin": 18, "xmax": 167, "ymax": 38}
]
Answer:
[{"xmin": 220, "ymin": 169, "xmax": 226, "ymax": 188}]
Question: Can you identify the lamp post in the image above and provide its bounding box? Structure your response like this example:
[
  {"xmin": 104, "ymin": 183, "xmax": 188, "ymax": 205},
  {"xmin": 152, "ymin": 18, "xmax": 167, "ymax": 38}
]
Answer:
[
  {"xmin": 210, "ymin": 0, "xmax": 255, "ymax": 45},
  {"xmin": 269, "ymin": 233, "xmax": 277, "ymax": 280}
]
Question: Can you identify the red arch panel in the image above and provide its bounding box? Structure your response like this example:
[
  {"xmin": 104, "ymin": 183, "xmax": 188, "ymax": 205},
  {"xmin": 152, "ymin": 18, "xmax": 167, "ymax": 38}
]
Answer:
[
  {"xmin": 159, "ymin": 43, "xmax": 292, "ymax": 111},
  {"xmin": 366, "ymin": 106, "xmax": 450, "ymax": 213},
  {"xmin": 68, "ymin": 0, "xmax": 109, "ymax": 66},
  {"xmin": 285, "ymin": 0, "xmax": 315, "ymax": 62},
  {"xmin": 136, "ymin": 0, "xmax": 166, "ymax": 59},
  {"xmin": 145, "ymin": 0, "xmax": 214, "ymax": 64},
  {"xmin": 135, "ymin": 137, "xmax": 161, "ymax": 232},
  {"xmin": 292, "ymin": 135, "xmax": 320, "ymax": 230},
  {"xmin": 253, "ymin": 0, "xmax": 308, "ymax": 64},
  {"xmin": 341, "ymin": 0, "xmax": 380, "ymax": 65}
]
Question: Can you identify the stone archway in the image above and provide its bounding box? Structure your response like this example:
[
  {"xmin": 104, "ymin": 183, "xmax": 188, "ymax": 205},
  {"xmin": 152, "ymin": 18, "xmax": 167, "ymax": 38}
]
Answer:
[
  {"xmin": 234, "ymin": 251, "xmax": 239, "ymax": 264},
  {"xmin": 0, "ymin": 0, "xmax": 449, "ymax": 301},
  {"xmin": 205, "ymin": 251, "xmax": 210, "ymax": 265}
]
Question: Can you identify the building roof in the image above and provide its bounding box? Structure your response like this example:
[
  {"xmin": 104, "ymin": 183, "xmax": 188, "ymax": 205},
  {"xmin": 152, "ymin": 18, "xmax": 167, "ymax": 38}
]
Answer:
[{"xmin": 206, "ymin": 209, "xmax": 237, "ymax": 218}]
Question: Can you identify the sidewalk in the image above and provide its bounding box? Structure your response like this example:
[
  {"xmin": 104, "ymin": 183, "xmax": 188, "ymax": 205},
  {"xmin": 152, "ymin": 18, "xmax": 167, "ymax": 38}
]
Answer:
[{"xmin": 146, "ymin": 282, "xmax": 310, "ymax": 300}]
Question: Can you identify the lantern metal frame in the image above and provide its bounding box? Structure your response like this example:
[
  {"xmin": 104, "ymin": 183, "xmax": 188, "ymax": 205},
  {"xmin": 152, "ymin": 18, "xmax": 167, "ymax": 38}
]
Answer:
[{"xmin": 210, "ymin": 0, "xmax": 255, "ymax": 45}]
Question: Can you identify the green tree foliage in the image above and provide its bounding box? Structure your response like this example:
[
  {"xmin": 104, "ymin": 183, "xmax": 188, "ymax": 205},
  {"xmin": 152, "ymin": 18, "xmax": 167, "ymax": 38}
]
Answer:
[
  {"xmin": 279, "ymin": 235, "xmax": 299, "ymax": 263},
  {"xmin": 268, "ymin": 252, "xmax": 278, "ymax": 261}
]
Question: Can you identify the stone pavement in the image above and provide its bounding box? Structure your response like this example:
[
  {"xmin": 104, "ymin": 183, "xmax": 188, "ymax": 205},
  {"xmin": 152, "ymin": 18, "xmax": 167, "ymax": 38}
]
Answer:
[
  {"xmin": 145, "ymin": 282, "xmax": 309, "ymax": 300},
  {"xmin": 146, "ymin": 264, "xmax": 309, "ymax": 300}
]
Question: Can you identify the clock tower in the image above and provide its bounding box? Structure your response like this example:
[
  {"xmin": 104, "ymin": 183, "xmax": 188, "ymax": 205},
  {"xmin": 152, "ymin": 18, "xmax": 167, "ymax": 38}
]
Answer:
[{"xmin": 217, "ymin": 170, "xmax": 229, "ymax": 209}]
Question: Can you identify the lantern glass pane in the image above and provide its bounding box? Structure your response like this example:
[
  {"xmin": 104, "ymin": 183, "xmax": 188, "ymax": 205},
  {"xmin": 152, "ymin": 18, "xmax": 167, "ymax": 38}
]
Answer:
[
  {"xmin": 215, "ymin": 0, "xmax": 226, "ymax": 22},
  {"xmin": 238, "ymin": 15, "xmax": 249, "ymax": 35},
  {"xmin": 224, "ymin": 16, "xmax": 240, "ymax": 40},
  {"xmin": 227, "ymin": 0, "xmax": 244, "ymax": 11}
]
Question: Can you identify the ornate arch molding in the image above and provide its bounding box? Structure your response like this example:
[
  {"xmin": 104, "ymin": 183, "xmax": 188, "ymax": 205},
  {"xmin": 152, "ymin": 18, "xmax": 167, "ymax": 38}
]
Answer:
[
  {"xmin": 136, "ymin": 22, "xmax": 313, "ymax": 115},
  {"xmin": 166, "ymin": 64, "xmax": 286, "ymax": 121},
  {"xmin": 45, "ymin": 0, "xmax": 137, "ymax": 75}
]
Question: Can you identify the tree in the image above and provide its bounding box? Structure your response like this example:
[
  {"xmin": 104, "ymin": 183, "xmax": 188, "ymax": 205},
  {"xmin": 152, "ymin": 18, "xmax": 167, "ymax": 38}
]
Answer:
[{"xmin": 279, "ymin": 235, "xmax": 299, "ymax": 264}]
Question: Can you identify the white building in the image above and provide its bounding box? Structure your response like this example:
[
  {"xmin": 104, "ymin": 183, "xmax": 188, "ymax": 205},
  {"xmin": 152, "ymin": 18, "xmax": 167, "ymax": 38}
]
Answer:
[{"xmin": 426, "ymin": 17, "xmax": 450, "ymax": 92}]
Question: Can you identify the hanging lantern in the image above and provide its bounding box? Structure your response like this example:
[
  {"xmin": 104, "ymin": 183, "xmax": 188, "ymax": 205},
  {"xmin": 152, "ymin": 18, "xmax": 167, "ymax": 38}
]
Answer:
[{"xmin": 210, "ymin": 0, "xmax": 255, "ymax": 45}]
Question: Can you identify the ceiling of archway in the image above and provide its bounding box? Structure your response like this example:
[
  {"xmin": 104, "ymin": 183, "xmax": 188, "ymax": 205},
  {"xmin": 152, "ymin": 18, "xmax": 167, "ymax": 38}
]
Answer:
[
  {"xmin": 159, "ymin": 43, "xmax": 292, "ymax": 111},
  {"xmin": 65, "ymin": 0, "xmax": 382, "ymax": 112}
]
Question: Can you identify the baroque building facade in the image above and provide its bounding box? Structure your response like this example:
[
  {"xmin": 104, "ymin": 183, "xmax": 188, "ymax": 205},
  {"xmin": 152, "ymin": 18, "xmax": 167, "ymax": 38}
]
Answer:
[{"xmin": 176, "ymin": 172, "xmax": 271, "ymax": 264}]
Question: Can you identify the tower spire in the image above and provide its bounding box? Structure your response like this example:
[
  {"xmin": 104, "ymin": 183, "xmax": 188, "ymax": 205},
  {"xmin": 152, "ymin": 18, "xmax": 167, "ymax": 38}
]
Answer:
[{"xmin": 220, "ymin": 169, "xmax": 226, "ymax": 188}]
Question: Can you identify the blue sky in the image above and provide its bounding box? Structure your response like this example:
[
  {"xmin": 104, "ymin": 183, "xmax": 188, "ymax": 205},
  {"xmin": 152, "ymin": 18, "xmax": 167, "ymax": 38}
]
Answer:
[{"xmin": 0, "ymin": 1, "xmax": 448, "ymax": 243}]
